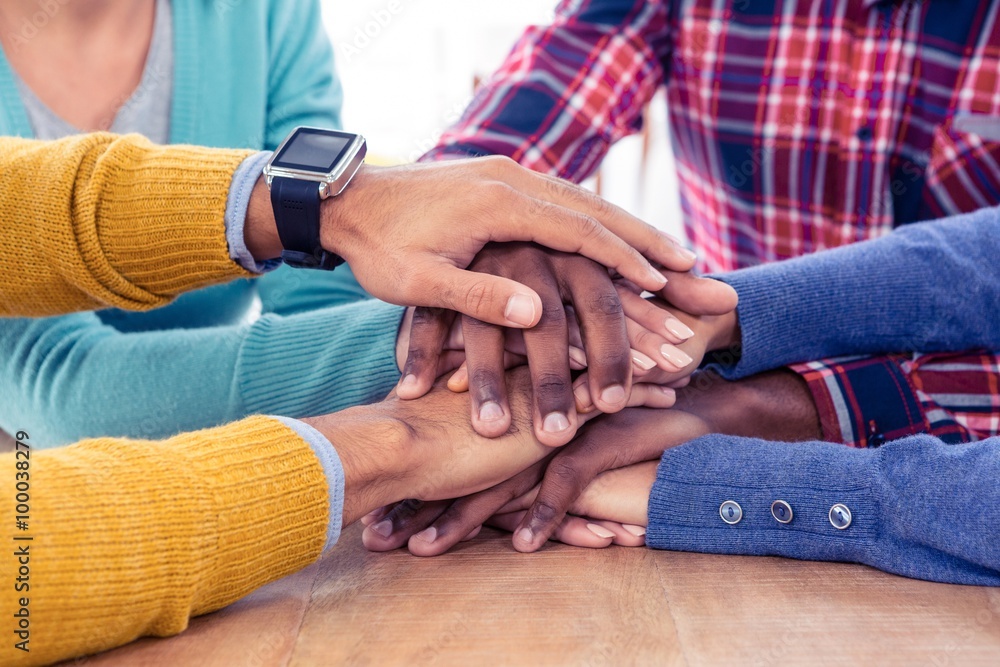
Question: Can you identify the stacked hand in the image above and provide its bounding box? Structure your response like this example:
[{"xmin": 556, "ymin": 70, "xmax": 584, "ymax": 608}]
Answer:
[
  {"xmin": 362, "ymin": 366, "xmax": 823, "ymax": 555},
  {"xmin": 396, "ymin": 245, "xmax": 738, "ymax": 445}
]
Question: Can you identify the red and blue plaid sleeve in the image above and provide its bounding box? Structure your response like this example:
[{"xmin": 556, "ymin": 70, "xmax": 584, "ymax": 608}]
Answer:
[
  {"xmin": 422, "ymin": 0, "xmax": 669, "ymax": 182},
  {"xmin": 790, "ymin": 351, "xmax": 1000, "ymax": 448}
]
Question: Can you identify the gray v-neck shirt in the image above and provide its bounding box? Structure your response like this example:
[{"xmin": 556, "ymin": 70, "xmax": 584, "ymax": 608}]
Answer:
[{"xmin": 13, "ymin": 0, "xmax": 172, "ymax": 143}]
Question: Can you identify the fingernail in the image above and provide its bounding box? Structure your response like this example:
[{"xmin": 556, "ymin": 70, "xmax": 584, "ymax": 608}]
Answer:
[
  {"xmin": 600, "ymin": 384, "xmax": 626, "ymax": 406},
  {"xmin": 623, "ymin": 524, "xmax": 647, "ymax": 537},
  {"xmin": 414, "ymin": 526, "xmax": 437, "ymax": 543},
  {"xmin": 573, "ymin": 384, "xmax": 591, "ymax": 408},
  {"xmin": 660, "ymin": 344, "xmax": 693, "ymax": 368},
  {"xmin": 399, "ymin": 374, "xmax": 418, "ymax": 391},
  {"xmin": 371, "ymin": 520, "xmax": 393, "ymax": 538},
  {"xmin": 631, "ymin": 351, "xmax": 656, "ymax": 371},
  {"xmin": 568, "ymin": 346, "xmax": 588, "ymax": 368},
  {"xmin": 647, "ymin": 266, "xmax": 667, "ymax": 287},
  {"xmin": 516, "ymin": 527, "xmax": 534, "ymax": 546},
  {"xmin": 542, "ymin": 412, "xmax": 570, "ymax": 433},
  {"xmin": 665, "ymin": 318, "xmax": 695, "ymax": 340},
  {"xmin": 504, "ymin": 294, "xmax": 536, "ymax": 327},
  {"xmin": 586, "ymin": 523, "xmax": 616, "ymax": 539},
  {"xmin": 479, "ymin": 401, "xmax": 504, "ymax": 422},
  {"xmin": 679, "ymin": 247, "xmax": 697, "ymax": 262}
]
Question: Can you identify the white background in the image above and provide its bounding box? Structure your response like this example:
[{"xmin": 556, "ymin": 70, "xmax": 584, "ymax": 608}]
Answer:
[{"xmin": 322, "ymin": 0, "xmax": 684, "ymax": 239}]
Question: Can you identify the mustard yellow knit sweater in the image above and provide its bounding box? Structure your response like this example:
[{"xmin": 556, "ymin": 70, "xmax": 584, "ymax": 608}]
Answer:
[{"xmin": 0, "ymin": 135, "xmax": 330, "ymax": 665}]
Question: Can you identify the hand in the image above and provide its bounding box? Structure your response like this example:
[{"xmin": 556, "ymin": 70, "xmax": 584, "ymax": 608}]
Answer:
[
  {"xmin": 573, "ymin": 291, "xmax": 741, "ymax": 412},
  {"xmin": 302, "ymin": 367, "xmax": 549, "ymax": 526},
  {"xmin": 300, "ymin": 366, "xmax": 677, "ymax": 527},
  {"xmin": 487, "ymin": 460, "xmax": 659, "ymax": 544},
  {"xmin": 396, "ymin": 244, "xmax": 681, "ymax": 446},
  {"xmin": 361, "ymin": 458, "xmax": 650, "ymax": 556},
  {"xmin": 254, "ymin": 157, "xmax": 700, "ymax": 327},
  {"xmin": 513, "ymin": 369, "xmax": 822, "ymax": 551}
]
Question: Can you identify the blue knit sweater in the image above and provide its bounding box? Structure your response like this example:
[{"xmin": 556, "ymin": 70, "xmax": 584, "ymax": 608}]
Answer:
[
  {"xmin": 648, "ymin": 207, "xmax": 1000, "ymax": 585},
  {"xmin": 0, "ymin": 0, "xmax": 400, "ymax": 445}
]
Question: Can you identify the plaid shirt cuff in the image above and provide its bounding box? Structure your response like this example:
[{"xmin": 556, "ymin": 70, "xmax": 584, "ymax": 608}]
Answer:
[
  {"xmin": 789, "ymin": 355, "xmax": 933, "ymax": 448},
  {"xmin": 788, "ymin": 352, "xmax": 1000, "ymax": 448}
]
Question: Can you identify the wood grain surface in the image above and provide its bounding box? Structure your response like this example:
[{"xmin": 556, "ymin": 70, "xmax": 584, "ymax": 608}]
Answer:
[{"xmin": 74, "ymin": 524, "xmax": 1000, "ymax": 666}]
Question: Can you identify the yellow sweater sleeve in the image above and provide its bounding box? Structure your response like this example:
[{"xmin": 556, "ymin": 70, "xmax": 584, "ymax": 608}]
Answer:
[
  {"xmin": 0, "ymin": 416, "xmax": 329, "ymax": 666},
  {"xmin": 0, "ymin": 133, "xmax": 255, "ymax": 317}
]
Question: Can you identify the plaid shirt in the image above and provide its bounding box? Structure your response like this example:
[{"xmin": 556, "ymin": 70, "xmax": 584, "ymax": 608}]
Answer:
[{"xmin": 426, "ymin": 0, "xmax": 1000, "ymax": 447}]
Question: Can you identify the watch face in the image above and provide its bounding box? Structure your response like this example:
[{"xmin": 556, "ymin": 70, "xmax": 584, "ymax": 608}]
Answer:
[{"xmin": 271, "ymin": 128, "xmax": 356, "ymax": 173}]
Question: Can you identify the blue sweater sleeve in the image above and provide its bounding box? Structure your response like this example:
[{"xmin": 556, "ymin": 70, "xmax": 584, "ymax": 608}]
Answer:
[
  {"xmin": 648, "ymin": 434, "xmax": 1000, "ymax": 585},
  {"xmin": 712, "ymin": 206, "xmax": 1000, "ymax": 379},
  {"xmin": 0, "ymin": 301, "xmax": 403, "ymax": 447}
]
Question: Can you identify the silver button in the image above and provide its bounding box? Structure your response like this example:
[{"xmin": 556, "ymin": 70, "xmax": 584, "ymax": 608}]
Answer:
[
  {"xmin": 829, "ymin": 503, "xmax": 852, "ymax": 530},
  {"xmin": 770, "ymin": 500, "xmax": 793, "ymax": 524},
  {"xmin": 720, "ymin": 500, "xmax": 743, "ymax": 525}
]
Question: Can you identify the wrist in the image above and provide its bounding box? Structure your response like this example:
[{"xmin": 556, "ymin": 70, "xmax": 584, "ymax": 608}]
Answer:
[
  {"xmin": 706, "ymin": 309, "xmax": 740, "ymax": 353},
  {"xmin": 245, "ymin": 175, "xmax": 283, "ymax": 262},
  {"xmin": 302, "ymin": 407, "xmax": 411, "ymax": 526},
  {"xmin": 318, "ymin": 163, "xmax": 377, "ymax": 261}
]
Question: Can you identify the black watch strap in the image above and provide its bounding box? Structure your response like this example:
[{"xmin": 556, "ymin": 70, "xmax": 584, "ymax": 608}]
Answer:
[{"xmin": 270, "ymin": 176, "xmax": 344, "ymax": 270}]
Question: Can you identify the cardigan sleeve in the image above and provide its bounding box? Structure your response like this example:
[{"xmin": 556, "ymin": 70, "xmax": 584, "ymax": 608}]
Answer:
[
  {"xmin": 647, "ymin": 433, "xmax": 1000, "ymax": 586},
  {"xmin": 0, "ymin": 416, "xmax": 330, "ymax": 666},
  {"xmin": 710, "ymin": 206, "xmax": 1000, "ymax": 379},
  {"xmin": 0, "ymin": 300, "xmax": 404, "ymax": 447},
  {"xmin": 0, "ymin": 133, "xmax": 253, "ymax": 317}
]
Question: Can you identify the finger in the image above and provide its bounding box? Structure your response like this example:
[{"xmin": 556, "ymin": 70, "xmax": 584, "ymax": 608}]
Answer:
[
  {"xmin": 398, "ymin": 308, "xmax": 455, "ymax": 400},
  {"xmin": 626, "ymin": 317, "xmax": 694, "ymax": 374},
  {"xmin": 492, "ymin": 193, "xmax": 669, "ymax": 293},
  {"xmin": 462, "ymin": 315, "xmax": 512, "ymax": 438},
  {"xmin": 447, "ymin": 351, "xmax": 528, "ymax": 393},
  {"xmin": 360, "ymin": 506, "xmax": 389, "ymax": 527},
  {"xmin": 658, "ymin": 270, "xmax": 739, "ymax": 316},
  {"xmin": 488, "ymin": 511, "xmax": 616, "ymax": 549},
  {"xmin": 362, "ymin": 499, "xmax": 450, "ymax": 552},
  {"xmin": 501, "ymin": 167, "xmax": 696, "ymax": 279},
  {"xmin": 513, "ymin": 410, "xmax": 674, "ymax": 551},
  {"xmin": 573, "ymin": 377, "xmax": 676, "ymax": 415},
  {"xmin": 432, "ymin": 264, "xmax": 544, "ymax": 328},
  {"xmin": 587, "ymin": 519, "xmax": 646, "ymax": 547},
  {"xmin": 531, "ymin": 171, "xmax": 701, "ymax": 275},
  {"xmin": 407, "ymin": 463, "xmax": 547, "ymax": 557},
  {"xmin": 447, "ymin": 363, "xmax": 469, "ymax": 392},
  {"xmin": 617, "ymin": 286, "xmax": 694, "ymax": 345},
  {"xmin": 563, "ymin": 265, "xmax": 631, "ymax": 415},
  {"xmin": 523, "ymin": 283, "xmax": 577, "ymax": 447}
]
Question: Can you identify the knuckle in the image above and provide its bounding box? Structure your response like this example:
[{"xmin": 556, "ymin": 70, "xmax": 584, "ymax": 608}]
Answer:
[
  {"xmin": 411, "ymin": 306, "xmax": 447, "ymax": 326},
  {"xmin": 479, "ymin": 180, "xmax": 516, "ymax": 205},
  {"xmin": 483, "ymin": 154, "xmax": 517, "ymax": 175},
  {"xmin": 586, "ymin": 292, "xmax": 624, "ymax": 318},
  {"xmin": 536, "ymin": 298, "xmax": 567, "ymax": 326},
  {"xmin": 470, "ymin": 367, "xmax": 502, "ymax": 395},
  {"xmin": 398, "ymin": 498, "xmax": 425, "ymax": 517},
  {"xmin": 462, "ymin": 279, "xmax": 499, "ymax": 316},
  {"xmin": 573, "ymin": 213, "xmax": 605, "ymax": 240},
  {"xmin": 529, "ymin": 499, "xmax": 560, "ymax": 525},
  {"xmin": 632, "ymin": 330, "xmax": 657, "ymax": 349},
  {"xmin": 534, "ymin": 372, "xmax": 570, "ymax": 401}
]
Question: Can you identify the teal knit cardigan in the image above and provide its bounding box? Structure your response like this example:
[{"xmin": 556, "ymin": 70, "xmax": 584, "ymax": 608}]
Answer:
[{"xmin": 0, "ymin": 0, "xmax": 402, "ymax": 446}]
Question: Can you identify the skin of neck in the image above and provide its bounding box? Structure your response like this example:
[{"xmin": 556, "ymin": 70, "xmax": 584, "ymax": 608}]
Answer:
[{"xmin": 0, "ymin": 0, "xmax": 155, "ymax": 131}]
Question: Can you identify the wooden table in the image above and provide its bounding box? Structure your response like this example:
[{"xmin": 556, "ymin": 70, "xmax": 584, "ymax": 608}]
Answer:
[{"xmin": 77, "ymin": 525, "xmax": 1000, "ymax": 666}]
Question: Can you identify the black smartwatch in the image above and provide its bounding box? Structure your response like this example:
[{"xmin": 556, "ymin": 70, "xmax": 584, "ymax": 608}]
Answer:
[{"xmin": 264, "ymin": 126, "xmax": 367, "ymax": 270}]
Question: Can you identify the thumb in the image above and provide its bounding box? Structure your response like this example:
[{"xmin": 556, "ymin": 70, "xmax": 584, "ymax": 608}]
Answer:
[{"xmin": 434, "ymin": 266, "xmax": 543, "ymax": 328}]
